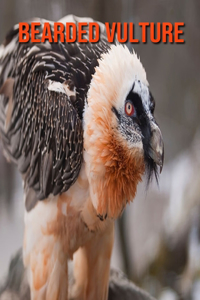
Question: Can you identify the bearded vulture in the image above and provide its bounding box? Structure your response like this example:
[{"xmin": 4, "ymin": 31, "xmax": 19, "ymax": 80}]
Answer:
[{"xmin": 0, "ymin": 15, "xmax": 164, "ymax": 300}]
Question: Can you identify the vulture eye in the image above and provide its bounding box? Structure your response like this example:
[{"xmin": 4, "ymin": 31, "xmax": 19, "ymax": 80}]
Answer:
[{"xmin": 125, "ymin": 101, "xmax": 135, "ymax": 117}]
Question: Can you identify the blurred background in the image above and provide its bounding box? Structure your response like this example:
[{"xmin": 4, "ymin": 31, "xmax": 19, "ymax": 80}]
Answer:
[{"xmin": 0, "ymin": 0, "xmax": 200, "ymax": 299}]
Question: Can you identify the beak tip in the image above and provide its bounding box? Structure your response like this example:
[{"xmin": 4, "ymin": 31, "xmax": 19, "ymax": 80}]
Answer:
[
  {"xmin": 149, "ymin": 123, "xmax": 164, "ymax": 174},
  {"xmin": 160, "ymin": 148, "xmax": 164, "ymax": 174}
]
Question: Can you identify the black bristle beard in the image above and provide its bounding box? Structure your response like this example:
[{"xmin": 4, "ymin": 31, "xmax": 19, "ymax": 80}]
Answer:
[
  {"xmin": 144, "ymin": 153, "xmax": 159, "ymax": 187},
  {"xmin": 141, "ymin": 121, "xmax": 159, "ymax": 187}
]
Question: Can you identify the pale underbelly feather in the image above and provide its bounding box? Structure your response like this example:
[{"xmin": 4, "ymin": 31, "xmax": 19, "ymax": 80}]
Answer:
[{"xmin": 23, "ymin": 162, "xmax": 109, "ymax": 264}]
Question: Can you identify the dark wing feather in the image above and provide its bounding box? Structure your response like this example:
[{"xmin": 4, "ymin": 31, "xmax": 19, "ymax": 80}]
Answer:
[{"xmin": 0, "ymin": 16, "xmax": 110, "ymax": 208}]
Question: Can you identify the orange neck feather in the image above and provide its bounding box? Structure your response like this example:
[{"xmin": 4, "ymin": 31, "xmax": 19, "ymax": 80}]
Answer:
[{"xmin": 88, "ymin": 129, "xmax": 145, "ymax": 219}]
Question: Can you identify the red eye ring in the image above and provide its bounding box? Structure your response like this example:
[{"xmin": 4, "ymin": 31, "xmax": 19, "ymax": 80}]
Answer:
[{"xmin": 125, "ymin": 101, "xmax": 135, "ymax": 117}]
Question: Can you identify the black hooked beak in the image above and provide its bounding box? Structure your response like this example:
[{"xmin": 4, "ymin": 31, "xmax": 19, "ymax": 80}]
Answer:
[{"xmin": 149, "ymin": 122, "xmax": 164, "ymax": 173}]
